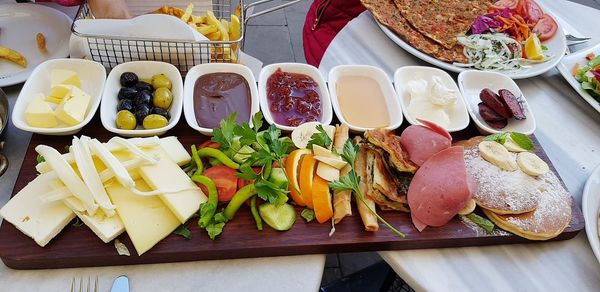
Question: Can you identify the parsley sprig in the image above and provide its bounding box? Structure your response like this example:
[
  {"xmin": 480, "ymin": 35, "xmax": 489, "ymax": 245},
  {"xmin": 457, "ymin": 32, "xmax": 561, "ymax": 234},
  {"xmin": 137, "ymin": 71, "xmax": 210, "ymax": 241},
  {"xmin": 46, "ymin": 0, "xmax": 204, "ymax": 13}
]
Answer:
[
  {"xmin": 307, "ymin": 124, "xmax": 332, "ymax": 149},
  {"xmin": 329, "ymin": 140, "xmax": 405, "ymax": 238}
]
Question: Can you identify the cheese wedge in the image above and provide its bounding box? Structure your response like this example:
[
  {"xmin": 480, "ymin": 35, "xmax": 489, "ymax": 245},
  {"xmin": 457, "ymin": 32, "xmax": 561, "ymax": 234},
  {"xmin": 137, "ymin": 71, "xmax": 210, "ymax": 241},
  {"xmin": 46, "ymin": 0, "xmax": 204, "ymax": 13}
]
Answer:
[
  {"xmin": 49, "ymin": 84, "xmax": 72, "ymax": 99},
  {"xmin": 106, "ymin": 180, "xmax": 181, "ymax": 255},
  {"xmin": 24, "ymin": 93, "xmax": 58, "ymax": 128},
  {"xmin": 55, "ymin": 87, "xmax": 91, "ymax": 126},
  {"xmin": 0, "ymin": 173, "xmax": 76, "ymax": 247},
  {"xmin": 51, "ymin": 69, "xmax": 80, "ymax": 88}
]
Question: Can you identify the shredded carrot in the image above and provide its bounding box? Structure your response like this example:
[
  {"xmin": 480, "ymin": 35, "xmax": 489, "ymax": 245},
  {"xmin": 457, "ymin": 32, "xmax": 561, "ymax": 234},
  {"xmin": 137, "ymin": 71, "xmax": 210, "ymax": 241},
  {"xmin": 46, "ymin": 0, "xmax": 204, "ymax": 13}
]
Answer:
[
  {"xmin": 494, "ymin": 14, "xmax": 530, "ymax": 42},
  {"xmin": 572, "ymin": 63, "xmax": 580, "ymax": 77},
  {"xmin": 586, "ymin": 52, "xmax": 596, "ymax": 60}
]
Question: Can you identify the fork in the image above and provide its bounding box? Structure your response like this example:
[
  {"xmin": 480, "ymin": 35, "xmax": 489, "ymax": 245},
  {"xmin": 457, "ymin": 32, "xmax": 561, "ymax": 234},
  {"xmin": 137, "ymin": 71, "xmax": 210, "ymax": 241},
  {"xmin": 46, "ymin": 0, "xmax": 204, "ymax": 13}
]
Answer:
[{"xmin": 70, "ymin": 276, "xmax": 99, "ymax": 292}]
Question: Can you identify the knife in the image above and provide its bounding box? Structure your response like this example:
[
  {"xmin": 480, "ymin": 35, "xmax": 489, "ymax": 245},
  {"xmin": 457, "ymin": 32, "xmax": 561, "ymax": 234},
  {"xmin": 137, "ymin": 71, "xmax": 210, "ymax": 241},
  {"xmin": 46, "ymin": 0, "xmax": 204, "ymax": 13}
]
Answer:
[{"xmin": 110, "ymin": 275, "xmax": 129, "ymax": 292}]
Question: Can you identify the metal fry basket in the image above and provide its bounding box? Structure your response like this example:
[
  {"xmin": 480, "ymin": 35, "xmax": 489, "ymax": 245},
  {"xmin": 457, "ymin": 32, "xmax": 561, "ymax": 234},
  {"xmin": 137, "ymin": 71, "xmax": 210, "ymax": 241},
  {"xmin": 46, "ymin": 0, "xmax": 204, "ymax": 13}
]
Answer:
[{"xmin": 71, "ymin": 0, "xmax": 303, "ymax": 76}]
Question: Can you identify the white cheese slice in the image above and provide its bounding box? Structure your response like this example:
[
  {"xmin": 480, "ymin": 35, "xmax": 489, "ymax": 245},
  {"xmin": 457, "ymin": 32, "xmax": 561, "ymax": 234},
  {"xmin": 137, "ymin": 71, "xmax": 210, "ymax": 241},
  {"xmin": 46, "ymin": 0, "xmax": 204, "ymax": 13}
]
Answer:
[
  {"xmin": 159, "ymin": 136, "xmax": 191, "ymax": 166},
  {"xmin": 106, "ymin": 180, "xmax": 181, "ymax": 255},
  {"xmin": 66, "ymin": 202, "xmax": 125, "ymax": 243},
  {"xmin": 0, "ymin": 173, "xmax": 75, "ymax": 247},
  {"xmin": 138, "ymin": 151, "xmax": 207, "ymax": 223}
]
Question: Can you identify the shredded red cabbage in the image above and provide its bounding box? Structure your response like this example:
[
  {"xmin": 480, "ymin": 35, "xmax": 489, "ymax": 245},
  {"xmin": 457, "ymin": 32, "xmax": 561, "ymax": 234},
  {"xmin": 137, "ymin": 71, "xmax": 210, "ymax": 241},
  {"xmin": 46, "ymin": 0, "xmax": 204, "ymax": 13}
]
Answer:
[
  {"xmin": 470, "ymin": 8, "xmax": 512, "ymax": 34},
  {"xmin": 591, "ymin": 70, "xmax": 600, "ymax": 80}
]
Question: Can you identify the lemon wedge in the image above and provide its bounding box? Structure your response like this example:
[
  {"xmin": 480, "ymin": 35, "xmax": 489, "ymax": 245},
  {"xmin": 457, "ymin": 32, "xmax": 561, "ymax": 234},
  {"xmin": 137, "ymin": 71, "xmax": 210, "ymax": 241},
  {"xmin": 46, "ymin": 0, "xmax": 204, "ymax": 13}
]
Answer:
[{"xmin": 525, "ymin": 34, "xmax": 544, "ymax": 61}]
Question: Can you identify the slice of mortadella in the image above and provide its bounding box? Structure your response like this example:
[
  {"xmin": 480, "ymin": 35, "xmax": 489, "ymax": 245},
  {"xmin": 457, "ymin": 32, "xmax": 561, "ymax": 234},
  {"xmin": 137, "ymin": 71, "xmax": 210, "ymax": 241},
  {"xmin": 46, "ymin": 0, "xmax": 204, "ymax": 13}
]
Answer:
[
  {"xmin": 400, "ymin": 120, "xmax": 452, "ymax": 166},
  {"xmin": 407, "ymin": 146, "xmax": 473, "ymax": 231}
]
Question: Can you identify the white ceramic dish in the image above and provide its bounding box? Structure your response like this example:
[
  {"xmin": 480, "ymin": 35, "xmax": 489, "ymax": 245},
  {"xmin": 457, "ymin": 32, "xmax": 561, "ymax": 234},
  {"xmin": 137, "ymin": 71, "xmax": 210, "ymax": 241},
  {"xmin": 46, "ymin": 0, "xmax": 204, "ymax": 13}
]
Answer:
[
  {"xmin": 327, "ymin": 65, "xmax": 402, "ymax": 132},
  {"xmin": 100, "ymin": 61, "xmax": 183, "ymax": 137},
  {"xmin": 557, "ymin": 42, "xmax": 600, "ymax": 114},
  {"xmin": 12, "ymin": 58, "xmax": 106, "ymax": 135},
  {"xmin": 394, "ymin": 66, "xmax": 469, "ymax": 132},
  {"xmin": 258, "ymin": 63, "xmax": 332, "ymax": 131},
  {"xmin": 457, "ymin": 70, "xmax": 536, "ymax": 135},
  {"xmin": 375, "ymin": 4, "xmax": 566, "ymax": 79},
  {"xmin": 582, "ymin": 163, "xmax": 600, "ymax": 265},
  {"xmin": 183, "ymin": 63, "xmax": 260, "ymax": 136},
  {"xmin": 0, "ymin": 4, "xmax": 72, "ymax": 87}
]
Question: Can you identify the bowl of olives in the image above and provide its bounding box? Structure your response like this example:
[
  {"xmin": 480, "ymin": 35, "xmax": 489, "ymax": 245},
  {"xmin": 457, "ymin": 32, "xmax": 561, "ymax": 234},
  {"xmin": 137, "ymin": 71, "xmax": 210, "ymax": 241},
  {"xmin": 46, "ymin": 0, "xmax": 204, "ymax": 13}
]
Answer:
[{"xmin": 100, "ymin": 61, "xmax": 183, "ymax": 137}]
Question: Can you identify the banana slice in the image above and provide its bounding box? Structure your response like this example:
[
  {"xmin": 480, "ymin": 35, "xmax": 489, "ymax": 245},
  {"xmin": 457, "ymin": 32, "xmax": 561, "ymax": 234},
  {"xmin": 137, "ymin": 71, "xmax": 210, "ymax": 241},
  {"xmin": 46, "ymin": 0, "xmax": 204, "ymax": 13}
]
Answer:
[
  {"xmin": 291, "ymin": 122, "xmax": 334, "ymax": 149},
  {"xmin": 503, "ymin": 136, "xmax": 528, "ymax": 152},
  {"xmin": 478, "ymin": 141, "xmax": 518, "ymax": 171},
  {"xmin": 458, "ymin": 198, "xmax": 476, "ymax": 215},
  {"xmin": 0, "ymin": 46, "xmax": 27, "ymax": 68},
  {"xmin": 517, "ymin": 152, "xmax": 549, "ymax": 176}
]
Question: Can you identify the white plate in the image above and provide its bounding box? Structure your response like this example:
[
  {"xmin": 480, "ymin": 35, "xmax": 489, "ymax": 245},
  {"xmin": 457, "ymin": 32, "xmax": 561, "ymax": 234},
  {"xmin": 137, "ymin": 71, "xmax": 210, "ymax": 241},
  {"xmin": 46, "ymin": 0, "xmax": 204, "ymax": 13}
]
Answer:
[
  {"xmin": 393, "ymin": 66, "xmax": 469, "ymax": 132},
  {"xmin": 258, "ymin": 63, "xmax": 332, "ymax": 131},
  {"xmin": 100, "ymin": 61, "xmax": 183, "ymax": 137},
  {"xmin": 557, "ymin": 42, "xmax": 600, "ymax": 114},
  {"xmin": 0, "ymin": 4, "xmax": 72, "ymax": 87},
  {"xmin": 183, "ymin": 63, "xmax": 260, "ymax": 136},
  {"xmin": 375, "ymin": 9, "xmax": 566, "ymax": 79},
  {"xmin": 328, "ymin": 65, "xmax": 402, "ymax": 132},
  {"xmin": 582, "ymin": 163, "xmax": 600, "ymax": 265},
  {"xmin": 12, "ymin": 59, "xmax": 106, "ymax": 135},
  {"xmin": 457, "ymin": 70, "xmax": 536, "ymax": 135}
]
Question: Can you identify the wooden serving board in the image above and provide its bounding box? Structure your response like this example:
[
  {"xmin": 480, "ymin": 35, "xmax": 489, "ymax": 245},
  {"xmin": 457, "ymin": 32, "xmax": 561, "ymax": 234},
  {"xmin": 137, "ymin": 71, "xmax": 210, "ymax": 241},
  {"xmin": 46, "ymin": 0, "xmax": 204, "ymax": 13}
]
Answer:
[{"xmin": 0, "ymin": 117, "xmax": 585, "ymax": 269}]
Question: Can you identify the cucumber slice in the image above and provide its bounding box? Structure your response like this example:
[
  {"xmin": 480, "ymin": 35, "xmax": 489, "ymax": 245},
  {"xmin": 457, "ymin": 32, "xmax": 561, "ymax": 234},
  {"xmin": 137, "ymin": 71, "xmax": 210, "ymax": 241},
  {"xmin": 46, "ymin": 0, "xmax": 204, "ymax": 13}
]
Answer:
[
  {"xmin": 259, "ymin": 203, "xmax": 296, "ymax": 231},
  {"xmin": 268, "ymin": 167, "xmax": 288, "ymax": 189},
  {"xmin": 233, "ymin": 145, "xmax": 255, "ymax": 163}
]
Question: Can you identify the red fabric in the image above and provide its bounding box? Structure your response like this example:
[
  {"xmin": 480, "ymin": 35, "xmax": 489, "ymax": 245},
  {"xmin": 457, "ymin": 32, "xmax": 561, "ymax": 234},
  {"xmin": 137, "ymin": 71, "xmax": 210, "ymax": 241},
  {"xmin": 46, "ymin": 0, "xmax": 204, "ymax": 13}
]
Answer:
[
  {"xmin": 37, "ymin": 0, "xmax": 83, "ymax": 6},
  {"xmin": 302, "ymin": 0, "xmax": 365, "ymax": 66}
]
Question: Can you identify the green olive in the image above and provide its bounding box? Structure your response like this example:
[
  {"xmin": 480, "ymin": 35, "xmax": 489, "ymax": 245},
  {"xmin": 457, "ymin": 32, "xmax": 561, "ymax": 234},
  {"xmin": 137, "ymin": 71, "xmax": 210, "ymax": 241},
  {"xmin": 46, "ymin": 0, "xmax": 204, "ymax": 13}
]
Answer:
[
  {"xmin": 151, "ymin": 74, "xmax": 172, "ymax": 90},
  {"xmin": 153, "ymin": 87, "xmax": 173, "ymax": 109},
  {"xmin": 116, "ymin": 110, "xmax": 137, "ymax": 130},
  {"xmin": 143, "ymin": 114, "xmax": 168, "ymax": 129}
]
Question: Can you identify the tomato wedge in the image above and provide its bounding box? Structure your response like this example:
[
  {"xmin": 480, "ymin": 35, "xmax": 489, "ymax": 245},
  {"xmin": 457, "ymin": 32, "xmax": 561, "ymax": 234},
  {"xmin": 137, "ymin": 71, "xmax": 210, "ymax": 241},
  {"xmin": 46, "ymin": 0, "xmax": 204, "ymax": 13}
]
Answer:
[
  {"xmin": 490, "ymin": 0, "xmax": 518, "ymax": 10},
  {"xmin": 198, "ymin": 140, "xmax": 220, "ymax": 149},
  {"xmin": 532, "ymin": 14, "xmax": 557, "ymax": 41},
  {"xmin": 201, "ymin": 166, "xmax": 238, "ymax": 202},
  {"xmin": 518, "ymin": 0, "xmax": 544, "ymax": 24}
]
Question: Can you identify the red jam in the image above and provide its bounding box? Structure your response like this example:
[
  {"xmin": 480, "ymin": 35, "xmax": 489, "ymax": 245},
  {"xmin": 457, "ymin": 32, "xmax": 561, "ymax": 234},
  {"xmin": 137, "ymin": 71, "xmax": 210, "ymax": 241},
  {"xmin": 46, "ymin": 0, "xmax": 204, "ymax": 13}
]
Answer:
[{"xmin": 266, "ymin": 68, "xmax": 322, "ymax": 127}]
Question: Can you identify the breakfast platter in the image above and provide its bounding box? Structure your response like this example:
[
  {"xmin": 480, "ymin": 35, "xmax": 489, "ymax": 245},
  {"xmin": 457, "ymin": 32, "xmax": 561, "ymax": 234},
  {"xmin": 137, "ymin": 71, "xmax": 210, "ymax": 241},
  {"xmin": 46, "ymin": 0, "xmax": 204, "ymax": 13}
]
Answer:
[{"xmin": 363, "ymin": 0, "xmax": 566, "ymax": 79}]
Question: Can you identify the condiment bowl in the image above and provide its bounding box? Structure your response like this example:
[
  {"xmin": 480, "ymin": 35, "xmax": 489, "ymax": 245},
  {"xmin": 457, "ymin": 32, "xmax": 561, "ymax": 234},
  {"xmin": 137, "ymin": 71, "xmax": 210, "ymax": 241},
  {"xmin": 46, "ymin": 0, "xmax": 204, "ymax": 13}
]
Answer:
[
  {"xmin": 328, "ymin": 65, "xmax": 402, "ymax": 132},
  {"xmin": 12, "ymin": 58, "xmax": 106, "ymax": 135},
  {"xmin": 100, "ymin": 61, "xmax": 183, "ymax": 137},
  {"xmin": 258, "ymin": 63, "xmax": 333, "ymax": 131},
  {"xmin": 183, "ymin": 63, "xmax": 260, "ymax": 136},
  {"xmin": 394, "ymin": 66, "xmax": 469, "ymax": 132},
  {"xmin": 457, "ymin": 70, "xmax": 536, "ymax": 135}
]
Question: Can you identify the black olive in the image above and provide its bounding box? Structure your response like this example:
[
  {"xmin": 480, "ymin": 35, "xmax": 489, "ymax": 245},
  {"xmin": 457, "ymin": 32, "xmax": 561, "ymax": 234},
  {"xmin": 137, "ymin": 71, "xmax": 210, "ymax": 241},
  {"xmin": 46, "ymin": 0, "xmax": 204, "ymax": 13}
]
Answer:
[
  {"xmin": 135, "ymin": 104, "xmax": 151, "ymax": 125},
  {"xmin": 117, "ymin": 99, "xmax": 134, "ymax": 112},
  {"xmin": 117, "ymin": 87, "xmax": 137, "ymax": 100},
  {"xmin": 120, "ymin": 72, "xmax": 139, "ymax": 87},
  {"xmin": 134, "ymin": 90, "xmax": 152, "ymax": 106},
  {"xmin": 135, "ymin": 81, "xmax": 153, "ymax": 92},
  {"xmin": 151, "ymin": 107, "xmax": 171, "ymax": 120}
]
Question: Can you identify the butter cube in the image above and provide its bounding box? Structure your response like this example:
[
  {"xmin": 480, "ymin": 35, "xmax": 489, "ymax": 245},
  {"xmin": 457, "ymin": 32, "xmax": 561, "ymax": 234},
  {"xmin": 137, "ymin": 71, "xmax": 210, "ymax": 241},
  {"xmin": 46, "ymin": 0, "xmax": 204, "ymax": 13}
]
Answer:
[
  {"xmin": 25, "ymin": 93, "xmax": 58, "ymax": 128},
  {"xmin": 49, "ymin": 84, "xmax": 72, "ymax": 99},
  {"xmin": 55, "ymin": 87, "xmax": 91, "ymax": 126},
  {"xmin": 50, "ymin": 69, "xmax": 80, "ymax": 88},
  {"xmin": 45, "ymin": 96, "xmax": 63, "ymax": 104}
]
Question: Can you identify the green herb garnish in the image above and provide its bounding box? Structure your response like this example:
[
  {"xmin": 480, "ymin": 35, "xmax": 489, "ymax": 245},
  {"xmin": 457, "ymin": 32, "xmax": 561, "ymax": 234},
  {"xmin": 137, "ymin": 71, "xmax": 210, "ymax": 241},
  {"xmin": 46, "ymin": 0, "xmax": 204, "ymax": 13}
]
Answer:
[
  {"xmin": 465, "ymin": 213, "xmax": 495, "ymax": 234},
  {"xmin": 484, "ymin": 132, "xmax": 508, "ymax": 144},
  {"xmin": 36, "ymin": 154, "xmax": 45, "ymax": 164},
  {"xmin": 329, "ymin": 140, "xmax": 405, "ymax": 238},
  {"xmin": 173, "ymin": 225, "xmax": 192, "ymax": 240},
  {"xmin": 307, "ymin": 124, "xmax": 332, "ymax": 149},
  {"xmin": 485, "ymin": 132, "xmax": 534, "ymax": 151},
  {"xmin": 301, "ymin": 208, "xmax": 315, "ymax": 222}
]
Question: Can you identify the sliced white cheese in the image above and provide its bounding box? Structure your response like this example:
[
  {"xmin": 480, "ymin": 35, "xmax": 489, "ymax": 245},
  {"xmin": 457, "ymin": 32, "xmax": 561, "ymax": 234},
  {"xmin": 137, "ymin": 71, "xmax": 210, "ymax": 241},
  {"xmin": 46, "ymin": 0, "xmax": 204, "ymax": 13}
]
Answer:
[
  {"xmin": 159, "ymin": 136, "xmax": 191, "ymax": 166},
  {"xmin": 64, "ymin": 199, "xmax": 125, "ymax": 243},
  {"xmin": 138, "ymin": 151, "xmax": 207, "ymax": 223},
  {"xmin": 0, "ymin": 172, "xmax": 75, "ymax": 247},
  {"xmin": 106, "ymin": 180, "xmax": 181, "ymax": 255}
]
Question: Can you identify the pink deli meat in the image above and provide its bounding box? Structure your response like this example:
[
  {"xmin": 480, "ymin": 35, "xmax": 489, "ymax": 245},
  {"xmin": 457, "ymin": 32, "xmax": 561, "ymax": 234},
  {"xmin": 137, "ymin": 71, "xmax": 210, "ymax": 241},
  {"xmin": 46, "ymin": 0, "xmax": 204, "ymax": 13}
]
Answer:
[
  {"xmin": 400, "ymin": 123, "xmax": 452, "ymax": 166},
  {"xmin": 407, "ymin": 146, "xmax": 473, "ymax": 231}
]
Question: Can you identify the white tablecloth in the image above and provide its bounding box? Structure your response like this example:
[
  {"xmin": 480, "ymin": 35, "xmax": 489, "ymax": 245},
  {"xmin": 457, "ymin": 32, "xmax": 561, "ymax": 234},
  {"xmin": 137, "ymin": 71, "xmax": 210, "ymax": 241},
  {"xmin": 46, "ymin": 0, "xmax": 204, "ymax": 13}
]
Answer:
[
  {"xmin": 0, "ymin": 2, "xmax": 325, "ymax": 291},
  {"xmin": 319, "ymin": 0, "xmax": 600, "ymax": 290}
]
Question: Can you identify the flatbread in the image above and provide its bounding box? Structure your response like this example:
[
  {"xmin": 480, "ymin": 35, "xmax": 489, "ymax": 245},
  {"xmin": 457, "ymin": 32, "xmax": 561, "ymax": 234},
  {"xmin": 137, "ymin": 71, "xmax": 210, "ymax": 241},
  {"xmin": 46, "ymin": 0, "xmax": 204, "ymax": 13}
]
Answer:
[
  {"xmin": 360, "ymin": 0, "xmax": 467, "ymax": 63},
  {"xmin": 393, "ymin": 0, "xmax": 492, "ymax": 49}
]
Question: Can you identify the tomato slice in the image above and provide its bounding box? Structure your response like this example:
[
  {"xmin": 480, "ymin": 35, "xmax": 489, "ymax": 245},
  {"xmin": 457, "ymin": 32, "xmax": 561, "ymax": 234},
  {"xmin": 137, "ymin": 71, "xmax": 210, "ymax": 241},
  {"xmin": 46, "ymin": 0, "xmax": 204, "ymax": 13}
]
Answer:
[
  {"xmin": 490, "ymin": 0, "xmax": 518, "ymax": 10},
  {"xmin": 198, "ymin": 140, "xmax": 220, "ymax": 149},
  {"xmin": 519, "ymin": 0, "xmax": 544, "ymax": 24},
  {"xmin": 532, "ymin": 14, "xmax": 557, "ymax": 41},
  {"xmin": 201, "ymin": 166, "xmax": 238, "ymax": 202}
]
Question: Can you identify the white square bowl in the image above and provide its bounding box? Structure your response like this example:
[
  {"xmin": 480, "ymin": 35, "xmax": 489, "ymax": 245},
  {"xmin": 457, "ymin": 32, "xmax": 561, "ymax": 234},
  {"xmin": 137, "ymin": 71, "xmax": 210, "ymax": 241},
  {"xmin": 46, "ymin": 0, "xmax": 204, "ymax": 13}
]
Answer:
[
  {"xmin": 457, "ymin": 70, "xmax": 536, "ymax": 135},
  {"xmin": 258, "ymin": 63, "xmax": 332, "ymax": 131},
  {"xmin": 328, "ymin": 65, "xmax": 402, "ymax": 132},
  {"xmin": 394, "ymin": 66, "xmax": 469, "ymax": 132},
  {"xmin": 183, "ymin": 63, "xmax": 260, "ymax": 136},
  {"xmin": 12, "ymin": 58, "xmax": 106, "ymax": 135},
  {"xmin": 100, "ymin": 61, "xmax": 183, "ymax": 137}
]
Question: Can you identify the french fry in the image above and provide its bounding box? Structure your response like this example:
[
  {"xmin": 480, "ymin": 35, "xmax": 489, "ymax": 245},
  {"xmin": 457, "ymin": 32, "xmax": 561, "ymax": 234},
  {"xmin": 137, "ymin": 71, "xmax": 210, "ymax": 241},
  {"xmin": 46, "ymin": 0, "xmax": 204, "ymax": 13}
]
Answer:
[
  {"xmin": 190, "ymin": 15, "xmax": 206, "ymax": 25},
  {"xmin": 229, "ymin": 14, "xmax": 241, "ymax": 41},
  {"xmin": 196, "ymin": 24, "xmax": 218, "ymax": 35},
  {"xmin": 36, "ymin": 32, "xmax": 47, "ymax": 54},
  {"xmin": 206, "ymin": 31, "xmax": 222, "ymax": 41},
  {"xmin": 220, "ymin": 19, "xmax": 230, "ymax": 34},
  {"xmin": 234, "ymin": 5, "xmax": 241, "ymax": 19},
  {"xmin": 181, "ymin": 3, "xmax": 194, "ymax": 23},
  {"xmin": 0, "ymin": 46, "xmax": 27, "ymax": 67},
  {"xmin": 206, "ymin": 10, "xmax": 229, "ymax": 41}
]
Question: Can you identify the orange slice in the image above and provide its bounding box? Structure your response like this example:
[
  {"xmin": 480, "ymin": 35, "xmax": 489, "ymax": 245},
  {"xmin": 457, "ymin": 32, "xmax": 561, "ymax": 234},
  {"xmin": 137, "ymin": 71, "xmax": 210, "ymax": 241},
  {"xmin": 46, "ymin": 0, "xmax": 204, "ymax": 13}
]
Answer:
[
  {"xmin": 299, "ymin": 154, "xmax": 317, "ymax": 209},
  {"xmin": 312, "ymin": 175, "xmax": 333, "ymax": 223},
  {"xmin": 285, "ymin": 149, "xmax": 311, "ymax": 206}
]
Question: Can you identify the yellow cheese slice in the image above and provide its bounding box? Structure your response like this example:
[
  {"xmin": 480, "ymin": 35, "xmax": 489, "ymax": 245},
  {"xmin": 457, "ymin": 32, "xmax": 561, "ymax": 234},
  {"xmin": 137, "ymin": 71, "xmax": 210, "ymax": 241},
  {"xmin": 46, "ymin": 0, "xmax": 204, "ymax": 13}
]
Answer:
[
  {"xmin": 25, "ymin": 93, "xmax": 58, "ymax": 128},
  {"xmin": 51, "ymin": 69, "xmax": 80, "ymax": 88},
  {"xmin": 55, "ymin": 87, "xmax": 91, "ymax": 126}
]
